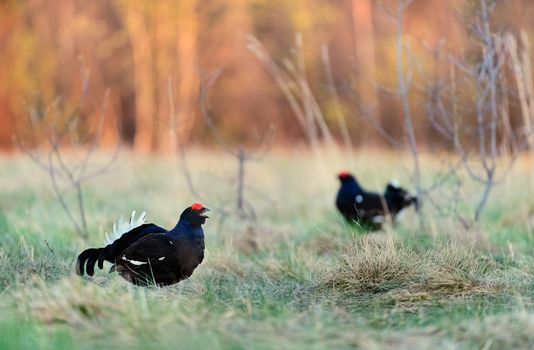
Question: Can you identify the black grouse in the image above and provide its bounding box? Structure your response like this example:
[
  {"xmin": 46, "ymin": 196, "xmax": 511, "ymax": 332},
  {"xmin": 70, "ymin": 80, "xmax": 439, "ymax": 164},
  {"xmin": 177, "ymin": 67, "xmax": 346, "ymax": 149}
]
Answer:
[
  {"xmin": 336, "ymin": 170, "xmax": 417, "ymax": 230},
  {"xmin": 76, "ymin": 203, "xmax": 209, "ymax": 286}
]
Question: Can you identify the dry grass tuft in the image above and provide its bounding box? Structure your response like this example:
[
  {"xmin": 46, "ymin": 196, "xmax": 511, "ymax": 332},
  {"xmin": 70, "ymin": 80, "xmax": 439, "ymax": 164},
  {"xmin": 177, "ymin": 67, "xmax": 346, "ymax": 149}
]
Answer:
[
  {"xmin": 321, "ymin": 236, "xmax": 500, "ymax": 298},
  {"xmin": 417, "ymin": 241, "xmax": 494, "ymax": 295},
  {"xmin": 322, "ymin": 236, "xmax": 417, "ymax": 293}
]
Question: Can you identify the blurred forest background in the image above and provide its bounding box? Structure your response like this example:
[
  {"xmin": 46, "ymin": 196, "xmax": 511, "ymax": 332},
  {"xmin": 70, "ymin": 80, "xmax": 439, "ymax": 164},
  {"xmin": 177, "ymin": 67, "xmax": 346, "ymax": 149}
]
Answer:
[{"xmin": 1, "ymin": 0, "xmax": 534, "ymax": 151}]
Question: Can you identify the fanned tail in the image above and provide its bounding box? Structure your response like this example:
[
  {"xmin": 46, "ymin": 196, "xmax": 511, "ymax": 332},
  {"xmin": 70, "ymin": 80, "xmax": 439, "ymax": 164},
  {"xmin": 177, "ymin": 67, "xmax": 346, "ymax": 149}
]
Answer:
[
  {"xmin": 104, "ymin": 211, "xmax": 146, "ymax": 245},
  {"xmin": 76, "ymin": 247, "xmax": 104, "ymax": 276},
  {"xmin": 77, "ymin": 211, "xmax": 146, "ymax": 277}
]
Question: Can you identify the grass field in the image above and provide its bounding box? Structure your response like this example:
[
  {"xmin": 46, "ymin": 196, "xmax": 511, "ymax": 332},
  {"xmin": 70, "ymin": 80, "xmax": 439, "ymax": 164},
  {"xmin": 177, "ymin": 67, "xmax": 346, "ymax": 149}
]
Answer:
[{"xmin": 1, "ymin": 148, "xmax": 533, "ymax": 349}]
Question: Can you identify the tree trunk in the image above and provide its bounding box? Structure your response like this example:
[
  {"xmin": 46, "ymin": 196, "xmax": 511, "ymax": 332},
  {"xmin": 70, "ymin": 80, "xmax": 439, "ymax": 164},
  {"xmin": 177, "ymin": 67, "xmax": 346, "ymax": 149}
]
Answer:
[
  {"xmin": 176, "ymin": 0, "xmax": 199, "ymax": 144},
  {"xmin": 119, "ymin": 93, "xmax": 137, "ymax": 146},
  {"xmin": 352, "ymin": 0, "xmax": 379, "ymax": 139}
]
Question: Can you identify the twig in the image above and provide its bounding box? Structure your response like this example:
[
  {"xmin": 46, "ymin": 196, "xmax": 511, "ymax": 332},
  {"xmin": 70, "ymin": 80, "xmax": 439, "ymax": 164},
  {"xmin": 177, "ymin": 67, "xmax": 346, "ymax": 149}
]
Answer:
[
  {"xmin": 198, "ymin": 68, "xmax": 276, "ymax": 219},
  {"xmin": 168, "ymin": 76, "xmax": 202, "ymax": 198},
  {"xmin": 44, "ymin": 240, "xmax": 55, "ymax": 255},
  {"xmin": 321, "ymin": 44, "xmax": 354, "ymax": 161}
]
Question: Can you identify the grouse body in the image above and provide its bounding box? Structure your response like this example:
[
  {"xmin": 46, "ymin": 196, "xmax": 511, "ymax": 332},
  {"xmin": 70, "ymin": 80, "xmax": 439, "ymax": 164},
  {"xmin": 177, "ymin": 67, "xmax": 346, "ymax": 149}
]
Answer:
[
  {"xmin": 336, "ymin": 171, "xmax": 417, "ymax": 230},
  {"xmin": 76, "ymin": 203, "xmax": 209, "ymax": 286}
]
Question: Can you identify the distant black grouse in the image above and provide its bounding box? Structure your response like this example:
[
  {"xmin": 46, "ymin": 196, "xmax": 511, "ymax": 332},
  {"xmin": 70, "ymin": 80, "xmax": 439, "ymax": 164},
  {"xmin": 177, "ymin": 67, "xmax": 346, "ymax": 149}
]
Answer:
[
  {"xmin": 336, "ymin": 171, "xmax": 417, "ymax": 230},
  {"xmin": 76, "ymin": 203, "xmax": 209, "ymax": 286}
]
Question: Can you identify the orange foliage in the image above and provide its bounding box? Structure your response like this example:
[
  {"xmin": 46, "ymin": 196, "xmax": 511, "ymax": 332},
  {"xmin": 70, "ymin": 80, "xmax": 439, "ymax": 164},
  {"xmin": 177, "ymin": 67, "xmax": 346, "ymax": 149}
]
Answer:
[{"xmin": 0, "ymin": 0, "xmax": 532, "ymax": 151}]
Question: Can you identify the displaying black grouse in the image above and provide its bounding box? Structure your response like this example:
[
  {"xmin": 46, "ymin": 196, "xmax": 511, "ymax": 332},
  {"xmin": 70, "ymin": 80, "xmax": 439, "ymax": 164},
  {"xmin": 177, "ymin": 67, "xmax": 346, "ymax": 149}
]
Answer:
[
  {"xmin": 336, "ymin": 170, "xmax": 417, "ymax": 230},
  {"xmin": 76, "ymin": 203, "xmax": 209, "ymax": 286}
]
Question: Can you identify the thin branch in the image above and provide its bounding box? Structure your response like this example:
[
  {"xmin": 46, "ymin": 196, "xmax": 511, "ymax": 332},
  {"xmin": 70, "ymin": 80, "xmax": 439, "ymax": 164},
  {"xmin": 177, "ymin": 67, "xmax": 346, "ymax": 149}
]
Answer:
[
  {"xmin": 198, "ymin": 68, "xmax": 239, "ymax": 157},
  {"xmin": 75, "ymin": 88, "xmax": 110, "ymax": 178},
  {"xmin": 321, "ymin": 44, "xmax": 354, "ymax": 156},
  {"xmin": 168, "ymin": 76, "xmax": 202, "ymax": 198},
  {"xmin": 197, "ymin": 68, "xmax": 275, "ymax": 219}
]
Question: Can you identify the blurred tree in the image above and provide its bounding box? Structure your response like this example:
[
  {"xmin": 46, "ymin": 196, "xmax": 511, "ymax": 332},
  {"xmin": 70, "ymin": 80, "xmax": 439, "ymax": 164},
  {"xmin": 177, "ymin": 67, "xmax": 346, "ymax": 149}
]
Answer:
[
  {"xmin": 175, "ymin": 0, "xmax": 199, "ymax": 146},
  {"xmin": 0, "ymin": 0, "xmax": 533, "ymax": 150},
  {"xmin": 104, "ymin": 1, "xmax": 139, "ymax": 147},
  {"xmin": 352, "ymin": 0, "xmax": 378, "ymax": 126}
]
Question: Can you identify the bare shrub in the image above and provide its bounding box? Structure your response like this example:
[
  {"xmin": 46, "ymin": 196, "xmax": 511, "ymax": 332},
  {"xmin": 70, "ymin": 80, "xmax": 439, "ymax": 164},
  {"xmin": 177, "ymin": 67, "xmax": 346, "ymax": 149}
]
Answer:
[
  {"xmin": 14, "ymin": 73, "xmax": 119, "ymax": 237},
  {"xmin": 350, "ymin": 0, "xmax": 533, "ymax": 225},
  {"xmin": 198, "ymin": 69, "xmax": 276, "ymax": 220}
]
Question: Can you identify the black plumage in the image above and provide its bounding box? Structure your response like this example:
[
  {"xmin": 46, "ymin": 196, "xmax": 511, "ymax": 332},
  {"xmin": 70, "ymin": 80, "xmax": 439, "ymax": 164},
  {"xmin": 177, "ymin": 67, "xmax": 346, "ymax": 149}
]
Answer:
[
  {"xmin": 335, "ymin": 171, "xmax": 417, "ymax": 230},
  {"xmin": 76, "ymin": 203, "xmax": 209, "ymax": 286}
]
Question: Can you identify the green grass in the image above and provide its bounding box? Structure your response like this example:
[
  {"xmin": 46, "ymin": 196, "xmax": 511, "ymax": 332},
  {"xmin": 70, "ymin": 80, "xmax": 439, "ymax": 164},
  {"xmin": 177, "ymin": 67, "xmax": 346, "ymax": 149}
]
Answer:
[{"xmin": 0, "ymin": 149, "xmax": 533, "ymax": 349}]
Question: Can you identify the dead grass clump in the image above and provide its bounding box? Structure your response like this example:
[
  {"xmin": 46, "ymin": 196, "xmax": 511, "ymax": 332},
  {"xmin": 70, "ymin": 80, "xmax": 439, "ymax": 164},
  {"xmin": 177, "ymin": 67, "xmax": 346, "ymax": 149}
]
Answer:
[
  {"xmin": 322, "ymin": 237, "xmax": 420, "ymax": 294},
  {"xmin": 322, "ymin": 237, "xmax": 499, "ymax": 298},
  {"xmin": 419, "ymin": 241, "xmax": 494, "ymax": 296}
]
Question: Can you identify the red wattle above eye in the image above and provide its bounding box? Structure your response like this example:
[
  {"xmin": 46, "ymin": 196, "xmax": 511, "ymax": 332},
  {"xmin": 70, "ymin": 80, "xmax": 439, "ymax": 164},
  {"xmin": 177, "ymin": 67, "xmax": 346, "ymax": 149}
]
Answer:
[{"xmin": 191, "ymin": 203, "xmax": 203, "ymax": 210}]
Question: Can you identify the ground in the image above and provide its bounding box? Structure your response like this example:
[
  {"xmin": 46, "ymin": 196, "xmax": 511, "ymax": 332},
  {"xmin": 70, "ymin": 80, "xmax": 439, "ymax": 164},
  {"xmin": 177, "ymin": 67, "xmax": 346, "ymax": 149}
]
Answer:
[{"xmin": 0, "ymin": 148, "xmax": 533, "ymax": 349}]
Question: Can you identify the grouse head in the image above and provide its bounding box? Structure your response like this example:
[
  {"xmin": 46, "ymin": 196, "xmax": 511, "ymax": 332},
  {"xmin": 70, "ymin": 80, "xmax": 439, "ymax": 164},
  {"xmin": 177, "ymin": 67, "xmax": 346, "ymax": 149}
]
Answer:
[
  {"xmin": 180, "ymin": 203, "xmax": 210, "ymax": 227},
  {"xmin": 385, "ymin": 182, "xmax": 418, "ymax": 212},
  {"xmin": 337, "ymin": 170, "xmax": 356, "ymax": 184}
]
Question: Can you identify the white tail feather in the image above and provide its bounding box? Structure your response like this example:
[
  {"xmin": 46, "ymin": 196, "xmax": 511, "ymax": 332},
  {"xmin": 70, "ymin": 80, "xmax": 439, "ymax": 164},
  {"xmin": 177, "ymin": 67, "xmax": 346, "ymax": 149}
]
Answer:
[{"xmin": 104, "ymin": 211, "xmax": 147, "ymax": 245}]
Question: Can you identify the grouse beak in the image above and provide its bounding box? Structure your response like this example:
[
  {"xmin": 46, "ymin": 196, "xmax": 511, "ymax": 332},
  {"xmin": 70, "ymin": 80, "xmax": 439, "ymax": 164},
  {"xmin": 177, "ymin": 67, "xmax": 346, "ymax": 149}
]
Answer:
[{"xmin": 199, "ymin": 207, "xmax": 210, "ymax": 218}]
